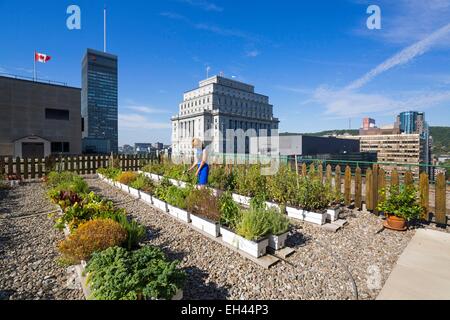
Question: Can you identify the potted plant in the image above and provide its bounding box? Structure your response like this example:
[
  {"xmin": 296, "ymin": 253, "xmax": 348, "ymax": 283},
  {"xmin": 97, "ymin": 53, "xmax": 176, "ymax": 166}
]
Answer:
[
  {"xmin": 377, "ymin": 185, "xmax": 423, "ymax": 231},
  {"xmin": 267, "ymin": 209, "xmax": 290, "ymax": 251}
]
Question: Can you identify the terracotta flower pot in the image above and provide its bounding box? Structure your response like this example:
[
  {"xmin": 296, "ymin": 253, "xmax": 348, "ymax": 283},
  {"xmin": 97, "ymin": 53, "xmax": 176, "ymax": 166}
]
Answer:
[{"xmin": 384, "ymin": 214, "xmax": 407, "ymax": 231}]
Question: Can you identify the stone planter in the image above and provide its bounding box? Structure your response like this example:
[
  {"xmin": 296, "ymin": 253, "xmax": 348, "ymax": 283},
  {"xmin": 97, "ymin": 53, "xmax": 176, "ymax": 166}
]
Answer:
[
  {"xmin": 220, "ymin": 226, "xmax": 240, "ymax": 249},
  {"xmin": 286, "ymin": 206, "xmax": 327, "ymax": 225},
  {"xmin": 152, "ymin": 197, "xmax": 168, "ymax": 212},
  {"xmin": 167, "ymin": 204, "xmax": 190, "ymax": 223},
  {"xmin": 129, "ymin": 187, "xmax": 140, "ymax": 199},
  {"xmin": 268, "ymin": 231, "xmax": 289, "ymax": 251},
  {"xmin": 190, "ymin": 213, "xmax": 220, "ymax": 237},
  {"xmin": 237, "ymin": 235, "xmax": 269, "ymax": 258}
]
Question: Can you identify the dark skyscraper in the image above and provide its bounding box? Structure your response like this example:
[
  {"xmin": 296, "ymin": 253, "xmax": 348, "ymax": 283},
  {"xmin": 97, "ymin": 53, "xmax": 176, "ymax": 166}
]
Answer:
[{"xmin": 81, "ymin": 48, "xmax": 118, "ymax": 154}]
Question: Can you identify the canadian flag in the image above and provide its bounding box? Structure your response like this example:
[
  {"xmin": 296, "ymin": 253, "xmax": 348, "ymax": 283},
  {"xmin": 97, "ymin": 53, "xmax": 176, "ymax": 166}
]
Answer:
[{"xmin": 35, "ymin": 52, "xmax": 51, "ymax": 63}]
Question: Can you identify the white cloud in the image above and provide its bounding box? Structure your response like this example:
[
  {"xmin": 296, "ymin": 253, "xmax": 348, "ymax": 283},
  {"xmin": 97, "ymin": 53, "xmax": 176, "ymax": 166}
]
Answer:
[
  {"xmin": 308, "ymin": 86, "xmax": 450, "ymax": 119},
  {"xmin": 246, "ymin": 50, "xmax": 260, "ymax": 58},
  {"xmin": 127, "ymin": 106, "xmax": 170, "ymax": 114},
  {"xmin": 180, "ymin": 0, "xmax": 223, "ymax": 12},
  {"xmin": 346, "ymin": 22, "xmax": 450, "ymax": 91},
  {"xmin": 119, "ymin": 114, "xmax": 171, "ymax": 129}
]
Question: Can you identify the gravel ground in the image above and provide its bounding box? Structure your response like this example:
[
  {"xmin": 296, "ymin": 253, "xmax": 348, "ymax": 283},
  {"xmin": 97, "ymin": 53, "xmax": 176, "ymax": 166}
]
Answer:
[
  {"xmin": 0, "ymin": 183, "xmax": 84, "ymax": 300},
  {"xmin": 87, "ymin": 177, "xmax": 439, "ymax": 300}
]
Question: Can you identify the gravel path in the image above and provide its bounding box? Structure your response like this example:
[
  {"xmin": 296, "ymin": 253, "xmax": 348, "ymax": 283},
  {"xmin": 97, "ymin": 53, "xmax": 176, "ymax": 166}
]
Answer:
[
  {"xmin": 87, "ymin": 177, "xmax": 420, "ymax": 300},
  {"xmin": 0, "ymin": 183, "xmax": 84, "ymax": 300}
]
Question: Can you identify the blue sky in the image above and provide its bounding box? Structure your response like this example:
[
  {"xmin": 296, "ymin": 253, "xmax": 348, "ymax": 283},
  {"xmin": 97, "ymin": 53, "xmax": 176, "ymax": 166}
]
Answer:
[{"xmin": 1, "ymin": 0, "xmax": 450, "ymax": 145}]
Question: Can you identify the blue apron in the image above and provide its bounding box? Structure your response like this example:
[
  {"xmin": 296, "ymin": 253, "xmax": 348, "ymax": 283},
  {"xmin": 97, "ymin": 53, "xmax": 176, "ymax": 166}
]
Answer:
[{"xmin": 196, "ymin": 149, "xmax": 209, "ymax": 186}]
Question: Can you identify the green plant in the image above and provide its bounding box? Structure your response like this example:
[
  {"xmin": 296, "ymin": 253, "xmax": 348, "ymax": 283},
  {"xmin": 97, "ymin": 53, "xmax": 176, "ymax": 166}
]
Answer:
[
  {"xmin": 250, "ymin": 193, "xmax": 267, "ymax": 211},
  {"xmin": 86, "ymin": 246, "xmax": 186, "ymax": 300},
  {"xmin": 377, "ymin": 185, "xmax": 423, "ymax": 221},
  {"xmin": 58, "ymin": 219, "xmax": 128, "ymax": 265},
  {"xmin": 47, "ymin": 172, "xmax": 89, "ymax": 195},
  {"xmin": 117, "ymin": 172, "xmax": 138, "ymax": 185},
  {"xmin": 186, "ymin": 188, "xmax": 220, "ymax": 221},
  {"xmin": 267, "ymin": 165, "xmax": 298, "ymax": 206},
  {"xmin": 235, "ymin": 165, "xmax": 267, "ymax": 197},
  {"xmin": 236, "ymin": 208, "xmax": 272, "ymax": 241},
  {"xmin": 297, "ymin": 176, "xmax": 331, "ymax": 211},
  {"xmin": 130, "ymin": 174, "xmax": 155, "ymax": 194},
  {"xmin": 142, "ymin": 163, "xmax": 166, "ymax": 176},
  {"xmin": 98, "ymin": 167, "xmax": 122, "ymax": 180},
  {"xmin": 218, "ymin": 192, "xmax": 242, "ymax": 230},
  {"xmin": 267, "ymin": 209, "xmax": 290, "ymax": 235},
  {"xmin": 164, "ymin": 186, "xmax": 190, "ymax": 209}
]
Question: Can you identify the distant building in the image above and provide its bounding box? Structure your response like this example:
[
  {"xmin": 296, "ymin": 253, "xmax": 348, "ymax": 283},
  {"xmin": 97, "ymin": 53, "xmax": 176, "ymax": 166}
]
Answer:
[
  {"xmin": 359, "ymin": 118, "xmax": 400, "ymax": 136},
  {"xmin": 134, "ymin": 143, "xmax": 153, "ymax": 154},
  {"xmin": 0, "ymin": 75, "xmax": 81, "ymax": 158},
  {"xmin": 81, "ymin": 48, "xmax": 118, "ymax": 154},
  {"xmin": 152, "ymin": 142, "xmax": 164, "ymax": 150},
  {"xmin": 171, "ymin": 75, "xmax": 279, "ymax": 156},
  {"xmin": 120, "ymin": 144, "xmax": 134, "ymax": 155},
  {"xmin": 343, "ymin": 134, "xmax": 428, "ymax": 176}
]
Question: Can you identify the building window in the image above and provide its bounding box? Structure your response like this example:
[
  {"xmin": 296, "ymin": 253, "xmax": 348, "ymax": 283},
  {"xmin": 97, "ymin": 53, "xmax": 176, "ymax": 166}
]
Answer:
[
  {"xmin": 45, "ymin": 108, "xmax": 70, "ymax": 121},
  {"xmin": 51, "ymin": 142, "xmax": 70, "ymax": 153}
]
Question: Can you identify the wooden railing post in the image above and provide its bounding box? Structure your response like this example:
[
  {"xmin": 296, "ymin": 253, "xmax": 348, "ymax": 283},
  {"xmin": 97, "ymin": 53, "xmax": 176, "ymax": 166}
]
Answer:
[
  {"xmin": 366, "ymin": 167, "xmax": 373, "ymax": 211},
  {"xmin": 37, "ymin": 158, "xmax": 43, "ymax": 178},
  {"xmin": 0, "ymin": 157, "xmax": 4, "ymax": 175},
  {"xmin": 7, "ymin": 156, "xmax": 13, "ymax": 176},
  {"xmin": 378, "ymin": 168, "xmax": 386, "ymax": 204},
  {"xmin": 372, "ymin": 165, "xmax": 379, "ymax": 215},
  {"xmin": 326, "ymin": 164, "xmax": 332, "ymax": 187},
  {"xmin": 318, "ymin": 164, "xmax": 323, "ymax": 183},
  {"xmin": 405, "ymin": 170, "xmax": 413, "ymax": 187},
  {"xmin": 344, "ymin": 165, "xmax": 351, "ymax": 206},
  {"xmin": 30, "ymin": 158, "xmax": 36, "ymax": 179},
  {"xmin": 335, "ymin": 165, "xmax": 341, "ymax": 198},
  {"xmin": 302, "ymin": 163, "xmax": 307, "ymax": 177},
  {"xmin": 419, "ymin": 172, "xmax": 429, "ymax": 221},
  {"xmin": 23, "ymin": 158, "xmax": 29, "ymax": 180},
  {"xmin": 391, "ymin": 168, "xmax": 399, "ymax": 188},
  {"xmin": 435, "ymin": 173, "xmax": 447, "ymax": 226},
  {"xmin": 355, "ymin": 167, "xmax": 362, "ymax": 210}
]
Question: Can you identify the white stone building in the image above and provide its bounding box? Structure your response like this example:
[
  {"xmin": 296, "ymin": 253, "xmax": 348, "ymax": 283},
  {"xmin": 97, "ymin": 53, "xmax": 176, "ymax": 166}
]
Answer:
[{"xmin": 171, "ymin": 76, "xmax": 279, "ymax": 156}]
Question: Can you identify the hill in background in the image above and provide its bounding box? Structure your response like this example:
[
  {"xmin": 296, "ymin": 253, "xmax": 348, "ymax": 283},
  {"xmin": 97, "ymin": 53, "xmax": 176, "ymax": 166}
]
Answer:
[{"xmin": 299, "ymin": 127, "xmax": 449, "ymax": 157}]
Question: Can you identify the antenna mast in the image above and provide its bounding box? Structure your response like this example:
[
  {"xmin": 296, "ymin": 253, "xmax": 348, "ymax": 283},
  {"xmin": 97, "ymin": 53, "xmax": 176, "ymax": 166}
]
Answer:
[{"xmin": 104, "ymin": 5, "xmax": 107, "ymax": 52}]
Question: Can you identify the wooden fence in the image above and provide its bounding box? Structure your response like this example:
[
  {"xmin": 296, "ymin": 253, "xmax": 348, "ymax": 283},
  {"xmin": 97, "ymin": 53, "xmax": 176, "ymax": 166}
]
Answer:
[
  {"xmin": 0, "ymin": 154, "xmax": 159, "ymax": 180},
  {"xmin": 296, "ymin": 163, "xmax": 448, "ymax": 226}
]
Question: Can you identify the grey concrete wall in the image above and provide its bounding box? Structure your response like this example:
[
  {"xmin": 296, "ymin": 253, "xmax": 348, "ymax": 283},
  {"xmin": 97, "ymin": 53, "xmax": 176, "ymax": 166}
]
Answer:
[{"xmin": 0, "ymin": 76, "xmax": 81, "ymax": 156}]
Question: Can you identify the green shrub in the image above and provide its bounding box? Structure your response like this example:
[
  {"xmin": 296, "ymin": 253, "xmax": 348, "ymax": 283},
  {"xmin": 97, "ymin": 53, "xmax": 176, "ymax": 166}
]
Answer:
[
  {"xmin": 47, "ymin": 172, "xmax": 89, "ymax": 195},
  {"xmin": 297, "ymin": 176, "xmax": 331, "ymax": 211},
  {"xmin": 164, "ymin": 186, "xmax": 190, "ymax": 209},
  {"xmin": 101, "ymin": 211, "xmax": 146, "ymax": 250},
  {"xmin": 378, "ymin": 185, "xmax": 423, "ymax": 221},
  {"xmin": 117, "ymin": 172, "xmax": 138, "ymax": 185},
  {"xmin": 218, "ymin": 192, "xmax": 242, "ymax": 230},
  {"xmin": 267, "ymin": 165, "xmax": 298, "ymax": 206},
  {"xmin": 142, "ymin": 163, "xmax": 166, "ymax": 176},
  {"xmin": 86, "ymin": 246, "xmax": 186, "ymax": 300},
  {"xmin": 154, "ymin": 178, "xmax": 173, "ymax": 200},
  {"xmin": 236, "ymin": 208, "xmax": 272, "ymax": 241},
  {"xmin": 235, "ymin": 165, "xmax": 267, "ymax": 197},
  {"xmin": 267, "ymin": 210, "xmax": 290, "ymax": 235},
  {"xmin": 58, "ymin": 219, "xmax": 128, "ymax": 265},
  {"xmin": 98, "ymin": 167, "xmax": 122, "ymax": 180},
  {"xmin": 130, "ymin": 174, "xmax": 155, "ymax": 194}
]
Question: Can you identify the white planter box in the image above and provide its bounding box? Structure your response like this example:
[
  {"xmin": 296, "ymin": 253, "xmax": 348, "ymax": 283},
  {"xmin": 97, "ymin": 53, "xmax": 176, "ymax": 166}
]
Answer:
[
  {"xmin": 326, "ymin": 208, "xmax": 341, "ymax": 222},
  {"xmin": 167, "ymin": 205, "xmax": 190, "ymax": 223},
  {"xmin": 220, "ymin": 226, "xmax": 240, "ymax": 249},
  {"xmin": 237, "ymin": 235, "xmax": 269, "ymax": 258},
  {"xmin": 190, "ymin": 213, "xmax": 220, "ymax": 238},
  {"xmin": 117, "ymin": 183, "xmax": 129, "ymax": 193},
  {"xmin": 265, "ymin": 201, "xmax": 280, "ymax": 211},
  {"xmin": 152, "ymin": 174, "xmax": 161, "ymax": 181},
  {"xmin": 286, "ymin": 206, "xmax": 326, "ymax": 225},
  {"xmin": 169, "ymin": 179, "xmax": 179, "ymax": 186},
  {"xmin": 178, "ymin": 181, "xmax": 187, "ymax": 188},
  {"xmin": 268, "ymin": 232, "xmax": 289, "ymax": 251},
  {"xmin": 232, "ymin": 193, "xmax": 251, "ymax": 206},
  {"xmin": 140, "ymin": 192, "xmax": 152, "ymax": 205},
  {"xmin": 152, "ymin": 197, "xmax": 168, "ymax": 212},
  {"xmin": 129, "ymin": 187, "xmax": 140, "ymax": 199}
]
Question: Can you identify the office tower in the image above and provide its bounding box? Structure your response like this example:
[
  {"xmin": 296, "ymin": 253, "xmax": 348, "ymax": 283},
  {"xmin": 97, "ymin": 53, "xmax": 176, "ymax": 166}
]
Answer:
[{"xmin": 81, "ymin": 48, "xmax": 118, "ymax": 154}]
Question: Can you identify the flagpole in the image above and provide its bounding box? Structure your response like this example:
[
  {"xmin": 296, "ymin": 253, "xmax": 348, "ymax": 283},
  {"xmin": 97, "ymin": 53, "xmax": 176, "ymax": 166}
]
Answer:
[{"xmin": 33, "ymin": 51, "xmax": 36, "ymax": 81}]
